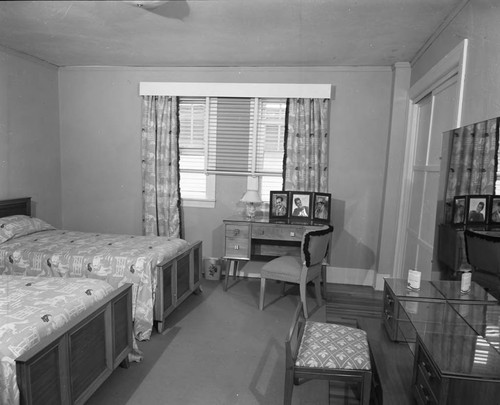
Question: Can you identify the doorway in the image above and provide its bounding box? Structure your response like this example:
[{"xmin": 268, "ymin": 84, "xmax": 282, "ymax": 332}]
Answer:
[{"xmin": 395, "ymin": 40, "xmax": 467, "ymax": 280}]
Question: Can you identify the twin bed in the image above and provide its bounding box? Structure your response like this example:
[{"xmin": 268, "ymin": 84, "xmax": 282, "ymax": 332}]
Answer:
[{"xmin": 0, "ymin": 197, "xmax": 203, "ymax": 404}]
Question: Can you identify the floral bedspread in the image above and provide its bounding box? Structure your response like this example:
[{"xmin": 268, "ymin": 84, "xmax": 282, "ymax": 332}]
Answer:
[
  {"xmin": 0, "ymin": 230, "xmax": 189, "ymax": 340},
  {"xmin": 0, "ymin": 276, "xmax": 115, "ymax": 405}
]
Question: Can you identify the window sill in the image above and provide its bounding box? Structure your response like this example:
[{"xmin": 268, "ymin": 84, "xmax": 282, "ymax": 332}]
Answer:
[{"xmin": 181, "ymin": 198, "xmax": 216, "ymax": 209}]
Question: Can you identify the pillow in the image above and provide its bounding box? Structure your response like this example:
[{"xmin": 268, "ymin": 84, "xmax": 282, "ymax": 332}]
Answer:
[{"xmin": 0, "ymin": 215, "xmax": 55, "ymax": 243}]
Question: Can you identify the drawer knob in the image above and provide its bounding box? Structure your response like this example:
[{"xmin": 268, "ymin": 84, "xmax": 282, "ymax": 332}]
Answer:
[
  {"xmin": 421, "ymin": 361, "xmax": 433, "ymax": 379},
  {"xmin": 418, "ymin": 383, "xmax": 431, "ymax": 404},
  {"xmin": 233, "ymin": 229, "xmax": 240, "ymax": 236},
  {"xmin": 385, "ymin": 295, "xmax": 394, "ymax": 305},
  {"xmin": 234, "ymin": 245, "xmax": 239, "ymax": 250},
  {"xmin": 290, "ymin": 231, "xmax": 295, "ymax": 237},
  {"xmin": 384, "ymin": 310, "xmax": 392, "ymax": 320}
]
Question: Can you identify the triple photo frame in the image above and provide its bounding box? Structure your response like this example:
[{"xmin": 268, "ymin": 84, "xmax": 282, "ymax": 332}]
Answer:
[
  {"xmin": 451, "ymin": 194, "xmax": 500, "ymax": 230},
  {"xmin": 269, "ymin": 190, "xmax": 331, "ymax": 224}
]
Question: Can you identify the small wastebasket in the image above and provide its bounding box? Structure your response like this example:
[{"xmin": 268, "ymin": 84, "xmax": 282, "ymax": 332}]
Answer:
[{"xmin": 204, "ymin": 257, "xmax": 221, "ymax": 280}]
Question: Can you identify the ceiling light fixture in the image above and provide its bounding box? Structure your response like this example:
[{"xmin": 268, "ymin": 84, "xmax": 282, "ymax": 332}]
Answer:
[{"xmin": 129, "ymin": 1, "xmax": 165, "ymax": 10}]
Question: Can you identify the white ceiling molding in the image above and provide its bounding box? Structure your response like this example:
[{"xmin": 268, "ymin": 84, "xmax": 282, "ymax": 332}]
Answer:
[
  {"xmin": 409, "ymin": 39, "xmax": 468, "ymax": 127},
  {"xmin": 411, "ymin": 0, "xmax": 470, "ymax": 66},
  {"xmin": 139, "ymin": 82, "xmax": 334, "ymax": 99}
]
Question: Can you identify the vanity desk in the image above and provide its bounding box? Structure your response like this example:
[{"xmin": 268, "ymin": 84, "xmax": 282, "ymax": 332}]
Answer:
[{"xmin": 223, "ymin": 215, "xmax": 330, "ymax": 291}]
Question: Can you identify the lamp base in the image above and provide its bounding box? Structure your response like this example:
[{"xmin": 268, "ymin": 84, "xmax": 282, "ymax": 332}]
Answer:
[{"xmin": 246, "ymin": 203, "xmax": 256, "ymax": 220}]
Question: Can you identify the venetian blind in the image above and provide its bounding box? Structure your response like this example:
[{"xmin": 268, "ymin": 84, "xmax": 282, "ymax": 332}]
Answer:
[{"xmin": 206, "ymin": 97, "xmax": 285, "ymax": 175}]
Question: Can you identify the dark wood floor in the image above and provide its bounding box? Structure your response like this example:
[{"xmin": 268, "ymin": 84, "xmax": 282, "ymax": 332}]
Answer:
[{"xmin": 325, "ymin": 283, "xmax": 414, "ymax": 405}]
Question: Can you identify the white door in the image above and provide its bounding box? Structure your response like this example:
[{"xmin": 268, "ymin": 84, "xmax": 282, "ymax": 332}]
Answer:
[{"xmin": 402, "ymin": 76, "xmax": 459, "ymax": 280}]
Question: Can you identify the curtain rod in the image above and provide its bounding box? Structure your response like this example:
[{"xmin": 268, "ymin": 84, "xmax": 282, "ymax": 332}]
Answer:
[{"xmin": 139, "ymin": 82, "xmax": 334, "ymax": 99}]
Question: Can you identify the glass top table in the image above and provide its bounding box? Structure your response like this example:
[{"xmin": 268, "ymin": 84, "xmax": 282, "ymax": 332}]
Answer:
[
  {"xmin": 384, "ymin": 278, "xmax": 498, "ymax": 347},
  {"xmin": 399, "ymin": 300, "xmax": 500, "ymax": 380},
  {"xmin": 432, "ymin": 280, "xmax": 498, "ymax": 304},
  {"xmin": 384, "ymin": 278, "xmax": 445, "ymax": 301},
  {"xmin": 384, "ymin": 278, "xmax": 498, "ymax": 303},
  {"xmin": 450, "ymin": 302, "xmax": 500, "ymax": 353},
  {"xmin": 384, "ymin": 278, "xmax": 500, "ymax": 403}
]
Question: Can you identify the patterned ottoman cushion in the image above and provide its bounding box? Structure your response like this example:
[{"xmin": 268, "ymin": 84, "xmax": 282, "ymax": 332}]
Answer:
[{"xmin": 296, "ymin": 321, "xmax": 371, "ymax": 370}]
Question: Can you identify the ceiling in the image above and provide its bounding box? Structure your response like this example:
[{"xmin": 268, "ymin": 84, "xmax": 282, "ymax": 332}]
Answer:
[{"xmin": 0, "ymin": 0, "xmax": 465, "ymax": 68}]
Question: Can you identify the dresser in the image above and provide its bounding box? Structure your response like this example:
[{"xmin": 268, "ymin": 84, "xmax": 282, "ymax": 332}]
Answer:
[
  {"xmin": 406, "ymin": 301, "xmax": 500, "ymax": 405},
  {"xmin": 437, "ymin": 224, "xmax": 466, "ymax": 273},
  {"xmin": 383, "ymin": 278, "xmax": 497, "ymax": 342},
  {"xmin": 223, "ymin": 216, "xmax": 328, "ymax": 290},
  {"xmin": 382, "ymin": 278, "xmax": 500, "ymax": 405}
]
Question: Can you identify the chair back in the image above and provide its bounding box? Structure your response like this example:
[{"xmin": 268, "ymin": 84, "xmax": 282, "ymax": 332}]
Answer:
[
  {"xmin": 464, "ymin": 229, "xmax": 500, "ymax": 273},
  {"xmin": 301, "ymin": 225, "xmax": 333, "ymax": 267}
]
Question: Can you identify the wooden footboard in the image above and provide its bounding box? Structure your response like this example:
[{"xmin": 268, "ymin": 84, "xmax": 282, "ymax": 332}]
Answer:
[
  {"xmin": 16, "ymin": 284, "xmax": 133, "ymax": 405},
  {"xmin": 154, "ymin": 240, "xmax": 202, "ymax": 333}
]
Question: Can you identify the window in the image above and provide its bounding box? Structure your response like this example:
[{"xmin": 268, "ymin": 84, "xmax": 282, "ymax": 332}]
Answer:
[
  {"xmin": 496, "ymin": 146, "xmax": 500, "ymax": 194},
  {"xmin": 178, "ymin": 97, "xmax": 286, "ymax": 205},
  {"xmin": 178, "ymin": 98, "xmax": 211, "ymax": 202},
  {"xmin": 260, "ymin": 176, "xmax": 283, "ymax": 202}
]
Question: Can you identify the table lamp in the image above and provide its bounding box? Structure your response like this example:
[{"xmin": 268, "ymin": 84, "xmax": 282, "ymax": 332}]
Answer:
[{"xmin": 241, "ymin": 190, "xmax": 262, "ymax": 220}]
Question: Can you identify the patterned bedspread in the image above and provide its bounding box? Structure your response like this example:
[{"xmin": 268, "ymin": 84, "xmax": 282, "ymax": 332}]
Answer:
[
  {"xmin": 0, "ymin": 230, "xmax": 189, "ymax": 340},
  {"xmin": 0, "ymin": 276, "xmax": 115, "ymax": 405}
]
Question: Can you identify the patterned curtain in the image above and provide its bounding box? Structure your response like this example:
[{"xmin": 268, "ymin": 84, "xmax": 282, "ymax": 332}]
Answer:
[
  {"xmin": 444, "ymin": 117, "xmax": 499, "ymax": 222},
  {"xmin": 141, "ymin": 96, "xmax": 182, "ymax": 238},
  {"xmin": 283, "ymin": 98, "xmax": 330, "ymax": 192}
]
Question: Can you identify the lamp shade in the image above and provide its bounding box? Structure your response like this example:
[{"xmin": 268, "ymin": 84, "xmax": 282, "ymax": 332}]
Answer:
[{"xmin": 241, "ymin": 190, "xmax": 262, "ymax": 203}]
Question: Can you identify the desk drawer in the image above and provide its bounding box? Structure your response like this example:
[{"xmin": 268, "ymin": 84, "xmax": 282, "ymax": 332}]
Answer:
[
  {"xmin": 414, "ymin": 341, "xmax": 440, "ymax": 404},
  {"xmin": 382, "ymin": 284, "xmax": 398, "ymax": 340},
  {"xmin": 414, "ymin": 377, "xmax": 438, "ymax": 405},
  {"xmin": 252, "ymin": 224, "xmax": 306, "ymax": 241},
  {"xmin": 225, "ymin": 225, "xmax": 250, "ymax": 259},
  {"xmin": 226, "ymin": 224, "xmax": 249, "ymax": 239}
]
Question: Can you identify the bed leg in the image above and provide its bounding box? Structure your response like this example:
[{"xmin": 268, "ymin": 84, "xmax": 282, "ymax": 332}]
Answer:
[
  {"xmin": 120, "ymin": 357, "xmax": 130, "ymax": 369},
  {"xmin": 156, "ymin": 320, "xmax": 164, "ymax": 334}
]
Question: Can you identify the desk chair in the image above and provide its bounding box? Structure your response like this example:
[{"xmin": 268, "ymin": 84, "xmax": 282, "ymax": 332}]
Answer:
[
  {"xmin": 259, "ymin": 225, "xmax": 333, "ymax": 318},
  {"xmin": 284, "ymin": 302, "xmax": 372, "ymax": 405}
]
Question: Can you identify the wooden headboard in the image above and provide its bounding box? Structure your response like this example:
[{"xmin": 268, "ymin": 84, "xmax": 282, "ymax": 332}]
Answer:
[{"xmin": 0, "ymin": 198, "xmax": 31, "ymax": 218}]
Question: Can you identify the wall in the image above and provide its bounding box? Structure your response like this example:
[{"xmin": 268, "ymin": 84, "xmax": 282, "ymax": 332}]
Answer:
[
  {"xmin": 0, "ymin": 47, "xmax": 62, "ymax": 226},
  {"xmin": 411, "ymin": 0, "xmax": 500, "ymax": 278},
  {"xmin": 412, "ymin": 0, "xmax": 500, "ymax": 126},
  {"xmin": 58, "ymin": 66, "xmax": 393, "ymax": 282}
]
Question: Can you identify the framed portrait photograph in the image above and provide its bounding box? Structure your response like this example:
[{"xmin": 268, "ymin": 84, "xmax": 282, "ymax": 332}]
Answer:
[
  {"xmin": 269, "ymin": 191, "xmax": 290, "ymax": 221},
  {"xmin": 312, "ymin": 192, "xmax": 331, "ymax": 223},
  {"xmin": 488, "ymin": 195, "xmax": 500, "ymax": 229},
  {"xmin": 466, "ymin": 195, "xmax": 488, "ymax": 227},
  {"xmin": 452, "ymin": 196, "xmax": 467, "ymax": 228},
  {"xmin": 290, "ymin": 192, "xmax": 312, "ymax": 221}
]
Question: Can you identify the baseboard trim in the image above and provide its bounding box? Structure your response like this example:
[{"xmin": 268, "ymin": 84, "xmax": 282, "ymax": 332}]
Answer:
[
  {"xmin": 221, "ymin": 262, "xmax": 391, "ymax": 291},
  {"xmin": 325, "ymin": 267, "xmax": 392, "ymax": 291}
]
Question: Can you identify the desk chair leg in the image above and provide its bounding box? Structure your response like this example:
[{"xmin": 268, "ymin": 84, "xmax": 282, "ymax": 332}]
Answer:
[
  {"xmin": 321, "ymin": 264, "xmax": 327, "ymax": 300},
  {"xmin": 314, "ymin": 278, "xmax": 322, "ymax": 308},
  {"xmin": 361, "ymin": 371, "xmax": 372, "ymax": 405},
  {"xmin": 259, "ymin": 277, "xmax": 266, "ymax": 310},
  {"xmin": 283, "ymin": 368, "xmax": 294, "ymax": 405},
  {"xmin": 300, "ymin": 282, "xmax": 309, "ymax": 319}
]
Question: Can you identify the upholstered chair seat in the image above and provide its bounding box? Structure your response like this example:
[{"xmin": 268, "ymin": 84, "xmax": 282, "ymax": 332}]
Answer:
[
  {"xmin": 284, "ymin": 303, "xmax": 373, "ymax": 405},
  {"xmin": 261, "ymin": 256, "xmax": 302, "ymax": 282},
  {"xmin": 296, "ymin": 321, "xmax": 371, "ymax": 370}
]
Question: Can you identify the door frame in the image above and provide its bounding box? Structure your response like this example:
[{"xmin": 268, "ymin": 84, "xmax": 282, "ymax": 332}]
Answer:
[{"xmin": 393, "ymin": 39, "xmax": 468, "ymax": 278}]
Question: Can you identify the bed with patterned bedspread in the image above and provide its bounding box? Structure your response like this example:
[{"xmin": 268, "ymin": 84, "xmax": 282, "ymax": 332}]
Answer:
[
  {"xmin": 0, "ymin": 213, "xmax": 198, "ymax": 341},
  {"xmin": 1, "ymin": 276, "xmax": 131, "ymax": 405}
]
